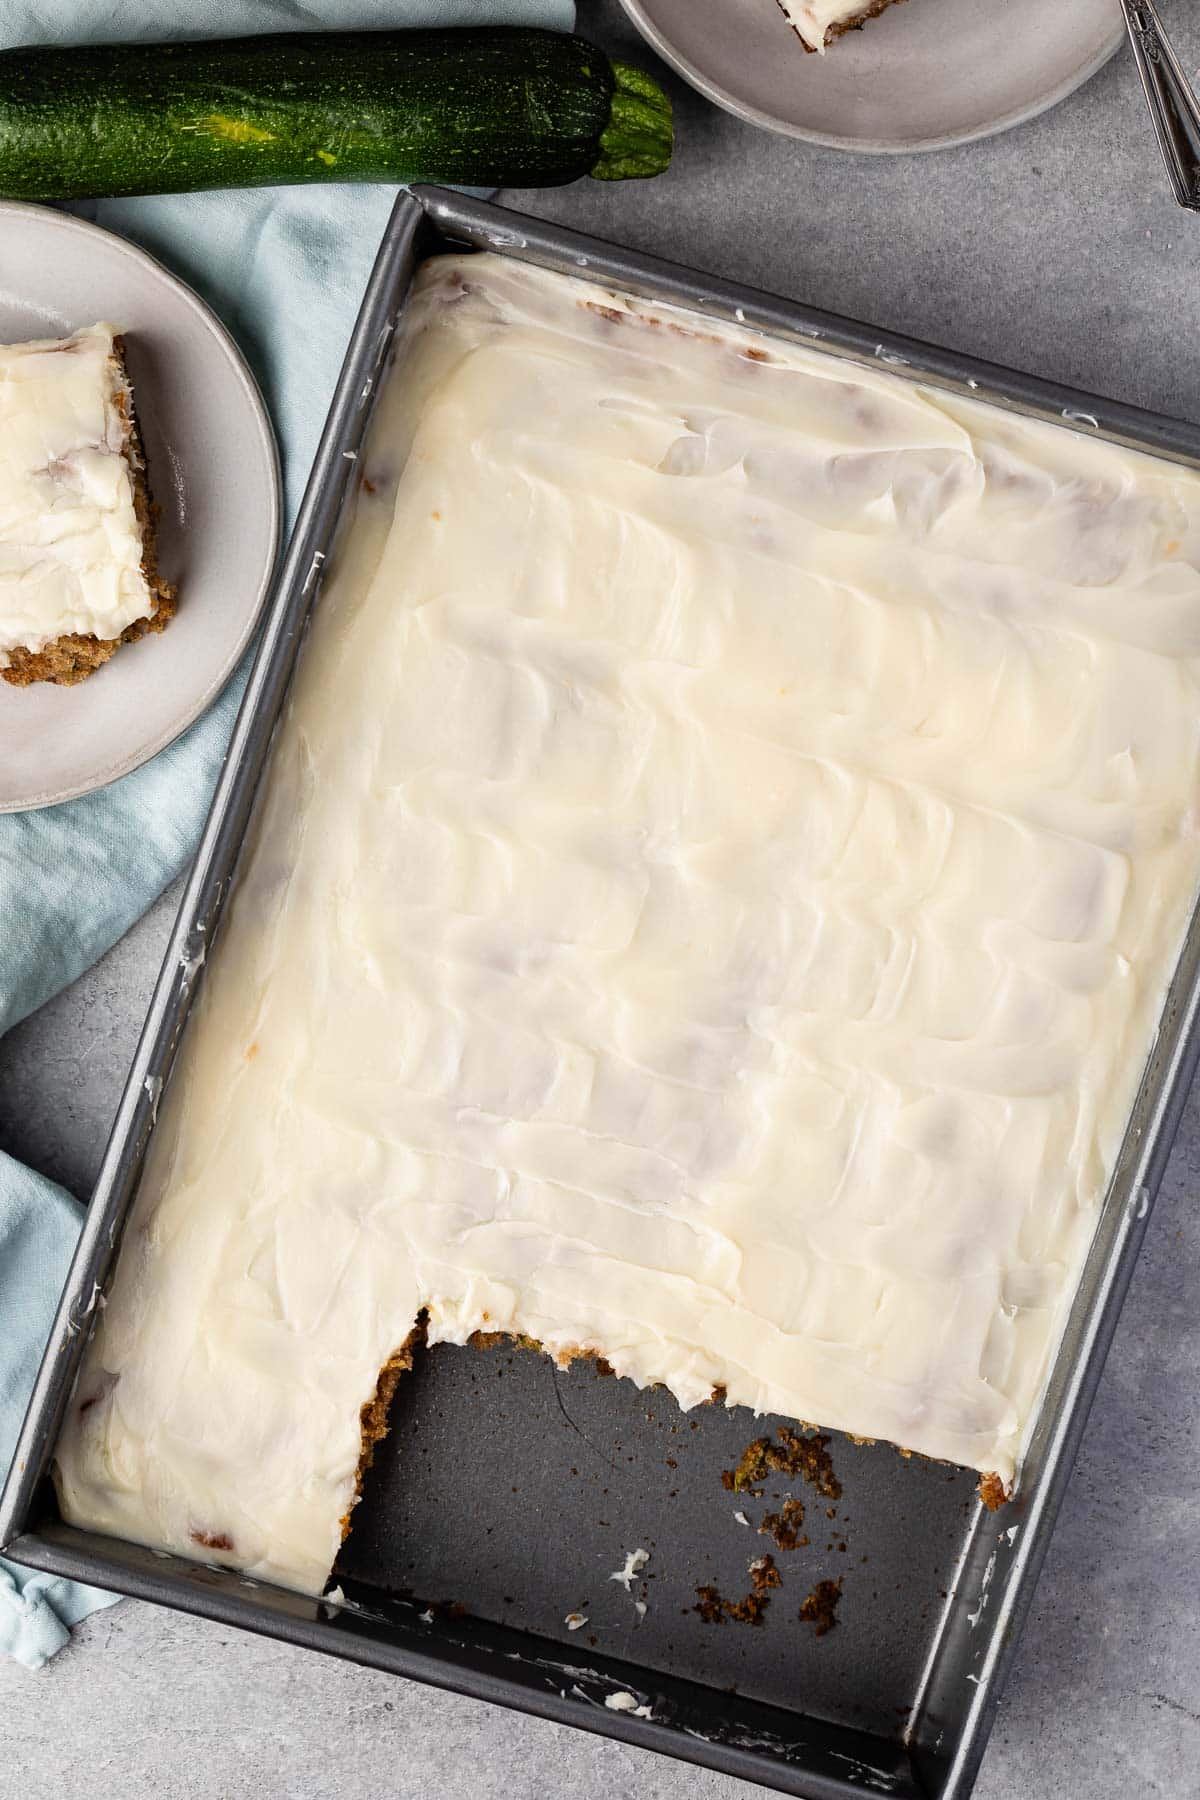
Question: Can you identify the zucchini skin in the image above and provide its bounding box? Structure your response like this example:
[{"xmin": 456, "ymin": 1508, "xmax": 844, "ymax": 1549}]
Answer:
[{"xmin": 0, "ymin": 28, "xmax": 671, "ymax": 199}]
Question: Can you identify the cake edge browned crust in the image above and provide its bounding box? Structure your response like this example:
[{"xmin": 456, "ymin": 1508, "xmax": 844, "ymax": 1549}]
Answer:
[
  {"xmin": 775, "ymin": 0, "xmax": 910, "ymax": 54},
  {"xmin": 1, "ymin": 333, "xmax": 177, "ymax": 689}
]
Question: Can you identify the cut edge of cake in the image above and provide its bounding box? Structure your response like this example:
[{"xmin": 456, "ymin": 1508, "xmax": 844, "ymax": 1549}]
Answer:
[{"xmin": 1, "ymin": 331, "xmax": 177, "ymax": 689}]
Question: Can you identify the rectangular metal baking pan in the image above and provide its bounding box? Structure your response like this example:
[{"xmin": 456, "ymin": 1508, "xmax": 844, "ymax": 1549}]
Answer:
[{"xmin": 5, "ymin": 186, "xmax": 1200, "ymax": 1800}]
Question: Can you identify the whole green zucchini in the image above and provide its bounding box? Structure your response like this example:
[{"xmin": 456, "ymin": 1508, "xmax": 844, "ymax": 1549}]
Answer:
[{"xmin": 0, "ymin": 27, "xmax": 672, "ymax": 200}]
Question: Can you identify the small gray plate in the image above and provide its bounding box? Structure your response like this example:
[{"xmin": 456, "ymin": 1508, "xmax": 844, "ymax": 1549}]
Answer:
[
  {"xmin": 0, "ymin": 203, "xmax": 280, "ymax": 813},
  {"xmin": 618, "ymin": 0, "xmax": 1125, "ymax": 153}
]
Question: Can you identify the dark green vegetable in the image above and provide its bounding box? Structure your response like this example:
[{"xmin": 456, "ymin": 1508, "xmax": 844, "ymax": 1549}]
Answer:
[{"xmin": 0, "ymin": 27, "xmax": 673, "ymax": 199}]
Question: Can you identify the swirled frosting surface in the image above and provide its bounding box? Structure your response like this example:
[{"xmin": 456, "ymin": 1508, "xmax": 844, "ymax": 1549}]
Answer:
[
  {"xmin": 0, "ymin": 325, "xmax": 152, "ymax": 666},
  {"xmin": 56, "ymin": 254, "xmax": 1200, "ymax": 1595}
]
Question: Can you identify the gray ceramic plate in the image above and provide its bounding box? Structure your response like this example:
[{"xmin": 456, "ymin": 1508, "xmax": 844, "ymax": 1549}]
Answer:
[
  {"xmin": 618, "ymin": 0, "xmax": 1126, "ymax": 152},
  {"xmin": 0, "ymin": 203, "xmax": 280, "ymax": 813}
]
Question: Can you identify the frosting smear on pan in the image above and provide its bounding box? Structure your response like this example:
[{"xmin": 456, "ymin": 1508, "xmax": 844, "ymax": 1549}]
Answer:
[{"xmin": 56, "ymin": 254, "xmax": 1200, "ymax": 1594}]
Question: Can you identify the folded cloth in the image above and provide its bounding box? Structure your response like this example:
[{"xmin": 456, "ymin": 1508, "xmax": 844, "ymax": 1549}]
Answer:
[
  {"xmin": 0, "ymin": 0, "xmax": 575, "ymax": 1668},
  {"xmin": 0, "ymin": 1155, "xmax": 121, "ymax": 1668}
]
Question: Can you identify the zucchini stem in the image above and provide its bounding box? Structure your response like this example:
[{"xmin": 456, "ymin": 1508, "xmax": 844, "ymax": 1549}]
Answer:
[{"xmin": 590, "ymin": 61, "xmax": 673, "ymax": 181}]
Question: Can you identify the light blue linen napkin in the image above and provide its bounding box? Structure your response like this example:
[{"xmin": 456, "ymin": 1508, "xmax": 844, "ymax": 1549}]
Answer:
[{"xmin": 0, "ymin": 0, "xmax": 575, "ymax": 1668}]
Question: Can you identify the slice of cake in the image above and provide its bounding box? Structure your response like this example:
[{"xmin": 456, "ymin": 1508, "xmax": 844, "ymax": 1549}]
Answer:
[
  {"xmin": 0, "ymin": 324, "xmax": 175, "ymax": 688},
  {"xmin": 776, "ymin": 0, "xmax": 909, "ymax": 53}
]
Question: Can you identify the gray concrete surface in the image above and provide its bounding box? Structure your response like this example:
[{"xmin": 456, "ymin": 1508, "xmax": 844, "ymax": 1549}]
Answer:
[{"xmin": 3, "ymin": 2, "xmax": 1200, "ymax": 1795}]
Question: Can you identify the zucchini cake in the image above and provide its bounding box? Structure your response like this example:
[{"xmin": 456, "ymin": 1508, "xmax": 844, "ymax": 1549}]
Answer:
[
  {"xmin": 0, "ymin": 324, "xmax": 174, "ymax": 687},
  {"xmin": 776, "ymin": 0, "xmax": 909, "ymax": 53},
  {"xmin": 56, "ymin": 254, "xmax": 1200, "ymax": 1595}
]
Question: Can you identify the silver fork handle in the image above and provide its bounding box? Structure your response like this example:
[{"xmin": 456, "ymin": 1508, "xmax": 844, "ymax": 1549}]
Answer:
[{"xmin": 1122, "ymin": 0, "xmax": 1200, "ymax": 211}]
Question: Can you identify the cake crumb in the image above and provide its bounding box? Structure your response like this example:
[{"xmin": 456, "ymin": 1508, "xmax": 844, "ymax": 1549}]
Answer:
[
  {"xmin": 798, "ymin": 1577, "xmax": 843, "ymax": 1637},
  {"xmin": 564, "ymin": 1611, "xmax": 588, "ymax": 1631},
  {"xmin": 722, "ymin": 1427, "xmax": 841, "ymax": 1500},
  {"xmin": 694, "ymin": 1583, "xmax": 726, "ymax": 1624},
  {"xmin": 694, "ymin": 1581, "xmax": 772, "ymax": 1626},
  {"xmin": 724, "ymin": 1591, "xmax": 771, "ymax": 1626},
  {"xmin": 748, "ymin": 1553, "xmax": 781, "ymax": 1593},
  {"xmin": 721, "ymin": 1436, "xmax": 772, "ymax": 1495},
  {"xmin": 978, "ymin": 1471, "xmax": 1008, "ymax": 1511},
  {"xmin": 760, "ymin": 1496, "xmax": 807, "ymax": 1551}
]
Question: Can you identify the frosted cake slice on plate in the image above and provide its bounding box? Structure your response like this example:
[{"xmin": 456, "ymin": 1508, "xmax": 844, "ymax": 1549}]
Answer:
[
  {"xmin": 0, "ymin": 323, "xmax": 174, "ymax": 688},
  {"xmin": 776, "ymin": 0, "xmax": 909, "ymax": 52}
]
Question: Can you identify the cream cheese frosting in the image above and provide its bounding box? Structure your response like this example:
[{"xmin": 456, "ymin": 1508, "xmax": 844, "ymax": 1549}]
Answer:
[
  {"xmin": 0, "ymin": 323, "xmax": 152, "ymax": 668},
  {"xmin": 776, "ymin": 0, "xmax": 888, "ymax": 52},
  {"xmin": 55, "ymin": 254, "xmax": 1200, "ymax": 1596}
]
